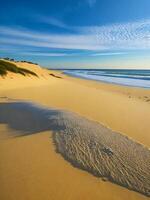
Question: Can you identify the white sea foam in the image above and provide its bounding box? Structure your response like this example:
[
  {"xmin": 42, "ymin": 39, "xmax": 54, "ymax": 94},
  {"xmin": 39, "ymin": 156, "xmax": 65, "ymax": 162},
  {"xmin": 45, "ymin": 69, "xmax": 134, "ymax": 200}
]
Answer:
[{"xmin": 64, "ymin": 70, "xmax": 150, "ymax": 88}]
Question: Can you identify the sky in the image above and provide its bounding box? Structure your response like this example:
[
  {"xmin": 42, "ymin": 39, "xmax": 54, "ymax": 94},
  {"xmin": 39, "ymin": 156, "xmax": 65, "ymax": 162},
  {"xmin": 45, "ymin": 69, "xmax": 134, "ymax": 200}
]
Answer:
[{"xmin": 0, "ymin": 0, "xmax": 150, "ymax": 69}]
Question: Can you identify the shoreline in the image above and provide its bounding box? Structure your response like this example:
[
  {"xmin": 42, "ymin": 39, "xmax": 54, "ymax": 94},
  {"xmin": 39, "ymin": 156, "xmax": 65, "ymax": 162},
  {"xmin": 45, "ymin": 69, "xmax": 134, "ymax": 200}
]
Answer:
[
  {"xmin": 63, "ymin": 69, "xmax": 150, "ymax": 89},
  {"xmin": 63, "ymin": 71, "xmax": 150, "ymax": 97},
  {"xmin": 64, "ymin": 71, "xmax": 150, "ymax": 89},
  {"xmin": 1, "ymin": 69, "xmax": 150, "ymax": 146}
]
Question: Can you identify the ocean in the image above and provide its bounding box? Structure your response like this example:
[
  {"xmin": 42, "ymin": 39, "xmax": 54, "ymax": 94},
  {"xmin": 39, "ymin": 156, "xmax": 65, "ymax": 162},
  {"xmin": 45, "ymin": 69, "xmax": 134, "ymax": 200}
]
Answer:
[{"xmin": 63, "ymin": 69, "xmax": 150, "ymax": 88}]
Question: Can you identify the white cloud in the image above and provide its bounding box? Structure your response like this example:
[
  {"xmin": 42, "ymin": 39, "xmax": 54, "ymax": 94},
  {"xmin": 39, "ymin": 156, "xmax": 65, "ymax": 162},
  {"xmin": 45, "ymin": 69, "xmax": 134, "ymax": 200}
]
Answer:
[
  {"xmin": 0, "ymin": 19, "xmax": 150, "ymax": 55},
  {"xmin": 20, "ymin": 52, "xmax": 68, "ymax": 57},
  {"xmin": 0, "ymin": 35, "xmax": 104, "ymax": 50},
  {"xmin": 0, "ymin": 26, "xmax": 105, "ymax": 50},
  {"xmin": 91, "ymin": 52, "xmax": 127, "ymax": 56},
  {"xmin": 79, "ymin": 19, "xmax": 150, "ymax": 50},
  {"xmin": 37, "ymin": 16, "xmax": 68, "ymax": 29}
]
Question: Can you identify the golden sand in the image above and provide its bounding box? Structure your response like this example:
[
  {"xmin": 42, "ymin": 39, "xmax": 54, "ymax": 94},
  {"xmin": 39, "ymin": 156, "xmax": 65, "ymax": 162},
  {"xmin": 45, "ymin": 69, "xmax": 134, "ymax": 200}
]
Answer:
[{"xmin": 0, "ymin": 61, "xmax": 150, "ymax": 200}]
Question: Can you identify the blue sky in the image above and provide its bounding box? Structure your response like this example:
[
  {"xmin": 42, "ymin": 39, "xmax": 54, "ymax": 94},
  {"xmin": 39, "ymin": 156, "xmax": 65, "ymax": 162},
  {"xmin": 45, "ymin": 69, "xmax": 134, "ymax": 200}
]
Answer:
[{"xmin": 0, "ymin": 0, "xmax": 150, "ymax": 69}]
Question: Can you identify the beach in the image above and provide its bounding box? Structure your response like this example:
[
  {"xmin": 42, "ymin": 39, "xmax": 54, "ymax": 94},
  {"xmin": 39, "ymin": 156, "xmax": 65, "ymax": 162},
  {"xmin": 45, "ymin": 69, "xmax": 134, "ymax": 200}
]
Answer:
[{"xmin": 0, "ymin": 61, "xmax": 150, "ymax": 200}]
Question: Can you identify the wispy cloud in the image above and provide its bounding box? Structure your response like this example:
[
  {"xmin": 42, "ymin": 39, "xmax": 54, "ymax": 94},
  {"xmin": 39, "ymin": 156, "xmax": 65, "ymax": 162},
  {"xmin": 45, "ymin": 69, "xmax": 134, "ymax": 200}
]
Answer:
[
  {"xmin": 36, "ymin": 16, "xmax": 68, "ymax": 29},
  {"xmin": 0, "ymin": 19, "xmax": 150, "ymax": 56},
  {"xmin": 20, "ymin": 52, "xmax": 69, "ymax": 57},
  {"xmin": 79, "ymin": 19, "xmax": 150, "ymax": 50},
  {"xmin": 0, "ymin": 26, "xmax": 103, "ymax": 50},
  {"xmin": 91, "ymin": 52, "xmax": 127, "ymax": 56}
]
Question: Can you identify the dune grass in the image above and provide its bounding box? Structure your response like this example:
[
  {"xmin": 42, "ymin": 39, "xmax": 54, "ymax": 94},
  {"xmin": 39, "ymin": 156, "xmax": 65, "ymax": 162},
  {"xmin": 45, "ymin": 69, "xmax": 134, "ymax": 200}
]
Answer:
[{"xmin": 0, "ymin": 60, "xmax": 38, "ymax": 77}]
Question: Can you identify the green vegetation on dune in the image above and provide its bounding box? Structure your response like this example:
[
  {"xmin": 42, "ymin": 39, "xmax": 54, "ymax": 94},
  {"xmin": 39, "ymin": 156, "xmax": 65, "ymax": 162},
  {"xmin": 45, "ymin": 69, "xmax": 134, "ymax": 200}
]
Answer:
[
  {"xmin": 17, "ymin": 67, "xmax": 38, "ymax": 76},
  {"xmin": 0, "ymin": 60, "xmax": 38, "ymax": 77},
  {"xmin": 0, "ymin": 64, "xmax": 7, "ymax": 76}
]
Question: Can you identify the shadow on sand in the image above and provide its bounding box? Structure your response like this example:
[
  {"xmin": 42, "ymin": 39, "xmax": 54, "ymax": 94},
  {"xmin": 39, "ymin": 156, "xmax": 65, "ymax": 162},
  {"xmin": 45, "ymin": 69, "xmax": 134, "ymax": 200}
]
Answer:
[{"xmin": 0, "ymin": 101, "xmax": 64, "ymax": 137}]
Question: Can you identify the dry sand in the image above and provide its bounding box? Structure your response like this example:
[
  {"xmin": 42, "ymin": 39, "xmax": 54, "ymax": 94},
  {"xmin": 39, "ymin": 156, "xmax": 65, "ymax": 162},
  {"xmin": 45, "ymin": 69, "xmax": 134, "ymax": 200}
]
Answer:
[{"xmin": 0, "ymin": 61, "xmax": 150, "ymax": 200}]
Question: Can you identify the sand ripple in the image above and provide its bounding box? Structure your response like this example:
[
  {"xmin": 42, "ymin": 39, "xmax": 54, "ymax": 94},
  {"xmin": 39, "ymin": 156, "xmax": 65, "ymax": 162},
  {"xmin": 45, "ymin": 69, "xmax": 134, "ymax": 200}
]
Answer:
[{"xmin": 52, "ymin": 112, "xmax": 150, "ymax": 197}]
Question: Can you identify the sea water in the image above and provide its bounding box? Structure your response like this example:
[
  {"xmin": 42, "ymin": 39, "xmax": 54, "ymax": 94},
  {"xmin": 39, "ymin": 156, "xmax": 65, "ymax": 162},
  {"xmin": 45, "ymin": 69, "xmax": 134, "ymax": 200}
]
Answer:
[{"xmin": 64, "ymin": 69, "xmax": 150, "ymax": 88}]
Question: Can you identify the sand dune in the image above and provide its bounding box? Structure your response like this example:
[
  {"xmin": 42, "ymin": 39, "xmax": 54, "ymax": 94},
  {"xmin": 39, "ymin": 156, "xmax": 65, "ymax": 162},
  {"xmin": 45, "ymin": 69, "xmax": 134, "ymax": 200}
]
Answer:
[{"xmin": 0, "ymin": 101, "xmax": 149, "ymax": 197}]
